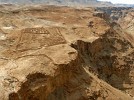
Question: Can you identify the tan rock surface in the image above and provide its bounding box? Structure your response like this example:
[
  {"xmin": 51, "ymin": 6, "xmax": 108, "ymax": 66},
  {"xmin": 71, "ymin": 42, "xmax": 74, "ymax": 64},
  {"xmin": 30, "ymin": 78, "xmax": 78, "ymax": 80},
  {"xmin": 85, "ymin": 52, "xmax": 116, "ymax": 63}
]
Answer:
[{"xmin": 0, "ymin": 5, "xmax": 133, "ymax": 100}]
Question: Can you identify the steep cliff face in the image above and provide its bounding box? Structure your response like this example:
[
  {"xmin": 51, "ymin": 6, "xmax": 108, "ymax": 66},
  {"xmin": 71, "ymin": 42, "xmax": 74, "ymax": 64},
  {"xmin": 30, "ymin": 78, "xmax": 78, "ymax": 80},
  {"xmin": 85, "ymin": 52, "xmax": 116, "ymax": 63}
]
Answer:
[
  {"xmin": 71, "ymin": 8, "xmax": 134, "ymax": 97},
  {"xmin": 119, "ymin": 10, "xmax": 134, "ymax": 34},
  {"xmin": 96, "ymin": 7, "xmax": 132, "ymax": 21},
  {"xmin": 72, "ymin": 28, "xmax": 134, "ymax": 97},
  {"xmin": 95, "ymin": 7, "xmax": 134, "ymax": 45},
  {"xmin": 0, "ymin": 5, "xmax": 134, "ymax": 100}
]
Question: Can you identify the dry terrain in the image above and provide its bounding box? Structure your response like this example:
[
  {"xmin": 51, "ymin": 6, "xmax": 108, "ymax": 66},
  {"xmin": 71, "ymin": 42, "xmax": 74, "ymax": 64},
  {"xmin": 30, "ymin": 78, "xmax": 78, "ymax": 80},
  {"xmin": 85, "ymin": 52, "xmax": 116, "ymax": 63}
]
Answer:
[{"xmin": 0, "ymin": 4, "xmax": 134, "ymax": 100}]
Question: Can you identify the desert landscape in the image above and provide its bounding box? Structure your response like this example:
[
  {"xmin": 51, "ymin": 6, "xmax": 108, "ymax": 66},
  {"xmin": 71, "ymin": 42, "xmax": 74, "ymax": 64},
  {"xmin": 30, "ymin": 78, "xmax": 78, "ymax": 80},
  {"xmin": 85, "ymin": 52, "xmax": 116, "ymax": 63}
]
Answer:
[{"xmin": 0, "ymin": 0, "xmax": 134, "ymax": 100}]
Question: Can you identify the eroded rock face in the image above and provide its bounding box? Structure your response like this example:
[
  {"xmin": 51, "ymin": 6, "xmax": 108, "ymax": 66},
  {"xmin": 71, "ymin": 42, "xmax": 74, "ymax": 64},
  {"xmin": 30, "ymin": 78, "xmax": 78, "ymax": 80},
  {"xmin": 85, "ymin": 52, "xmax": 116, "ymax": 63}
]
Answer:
[
  {"xmin": 72, "ymin": 28, "xmax": 134, "ymax": 97},
  {"xmin": 119, "ymin": 11, "xmax": 134, "ymax": 34},
  {"xmin": 0, "ymin": 5, "xmax": 134, "ymax": 100}
]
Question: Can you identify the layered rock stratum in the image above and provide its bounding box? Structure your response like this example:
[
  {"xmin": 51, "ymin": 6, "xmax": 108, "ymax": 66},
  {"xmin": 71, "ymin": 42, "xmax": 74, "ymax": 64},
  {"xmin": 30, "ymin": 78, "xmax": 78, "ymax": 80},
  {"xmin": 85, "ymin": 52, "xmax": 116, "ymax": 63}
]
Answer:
[{"xmin": 0, "ymin": 4, "xmax": 134, "ymax": 100}]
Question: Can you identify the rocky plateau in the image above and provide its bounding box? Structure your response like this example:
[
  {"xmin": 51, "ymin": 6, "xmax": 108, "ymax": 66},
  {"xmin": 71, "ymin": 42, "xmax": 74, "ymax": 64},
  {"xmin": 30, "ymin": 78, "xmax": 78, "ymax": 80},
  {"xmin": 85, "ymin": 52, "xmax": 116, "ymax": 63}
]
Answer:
[{"xmin": 0, "ymin": 3, "xmax": 134, "ymax": 100}]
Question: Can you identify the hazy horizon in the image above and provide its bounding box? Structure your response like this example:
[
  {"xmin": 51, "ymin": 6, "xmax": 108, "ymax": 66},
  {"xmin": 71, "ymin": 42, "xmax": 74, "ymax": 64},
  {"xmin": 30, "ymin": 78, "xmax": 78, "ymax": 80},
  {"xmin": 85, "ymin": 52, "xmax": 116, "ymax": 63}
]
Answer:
[
  {"xmin": 98, "ymin": 0, "xmax": 134, "ymax": 4},
  {"xmin": 0, "ymin": 0, "xmax": 133, "ymax": 5}
]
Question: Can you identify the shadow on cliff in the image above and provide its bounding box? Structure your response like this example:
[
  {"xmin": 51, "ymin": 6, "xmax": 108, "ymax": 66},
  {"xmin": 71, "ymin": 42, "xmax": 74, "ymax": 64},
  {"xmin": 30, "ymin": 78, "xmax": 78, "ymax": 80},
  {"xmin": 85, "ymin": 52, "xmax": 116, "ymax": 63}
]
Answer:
[
  {"xmin": 71, "ymin": 29, "xmax": 133, "ymax": 94},
  {"xmin": 9, "ymin": 55, "xmax": 94, "ymax": 100}
]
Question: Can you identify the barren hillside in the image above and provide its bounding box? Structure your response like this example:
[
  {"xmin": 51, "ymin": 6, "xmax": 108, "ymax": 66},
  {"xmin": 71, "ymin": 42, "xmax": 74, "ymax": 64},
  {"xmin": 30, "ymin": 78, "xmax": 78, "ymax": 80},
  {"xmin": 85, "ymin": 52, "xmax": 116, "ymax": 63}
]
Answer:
[{"xmin": 0, "ymin": 5, "xmax": 134, "ymax": 100}]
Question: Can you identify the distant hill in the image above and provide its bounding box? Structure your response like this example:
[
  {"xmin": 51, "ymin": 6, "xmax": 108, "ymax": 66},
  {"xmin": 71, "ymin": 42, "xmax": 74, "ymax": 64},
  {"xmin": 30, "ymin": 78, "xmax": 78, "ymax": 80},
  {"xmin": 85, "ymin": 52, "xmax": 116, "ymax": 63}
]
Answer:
[
  {"xmin": 0, "ymin": 0, "xmax": 112, "ymax": 6},
  {"xmin": 0, "ymin": 0, "xmax": 98, "ymax": 4},
  {"xmin": 0, "ymin": 0, "xmax": 133, "ymax": 7}
]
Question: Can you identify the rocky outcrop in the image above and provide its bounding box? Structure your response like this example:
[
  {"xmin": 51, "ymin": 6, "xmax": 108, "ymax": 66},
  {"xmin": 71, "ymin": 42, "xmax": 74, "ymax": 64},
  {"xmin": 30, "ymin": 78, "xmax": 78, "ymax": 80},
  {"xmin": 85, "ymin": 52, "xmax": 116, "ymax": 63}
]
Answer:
[
  {"xmin": 0, "ymin": 5, "xmax": 134, "ymax": 100},
  {"xmin": 1, "ymin": 28, "xmax": 132, "ymax": 100},
  {"xmin": 118, "ymin": 10, "xmax": 134, "ymax": 33},
  {"xmin": 71, "ymin": 27, "xmax": 134, "ymax": 97}
]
